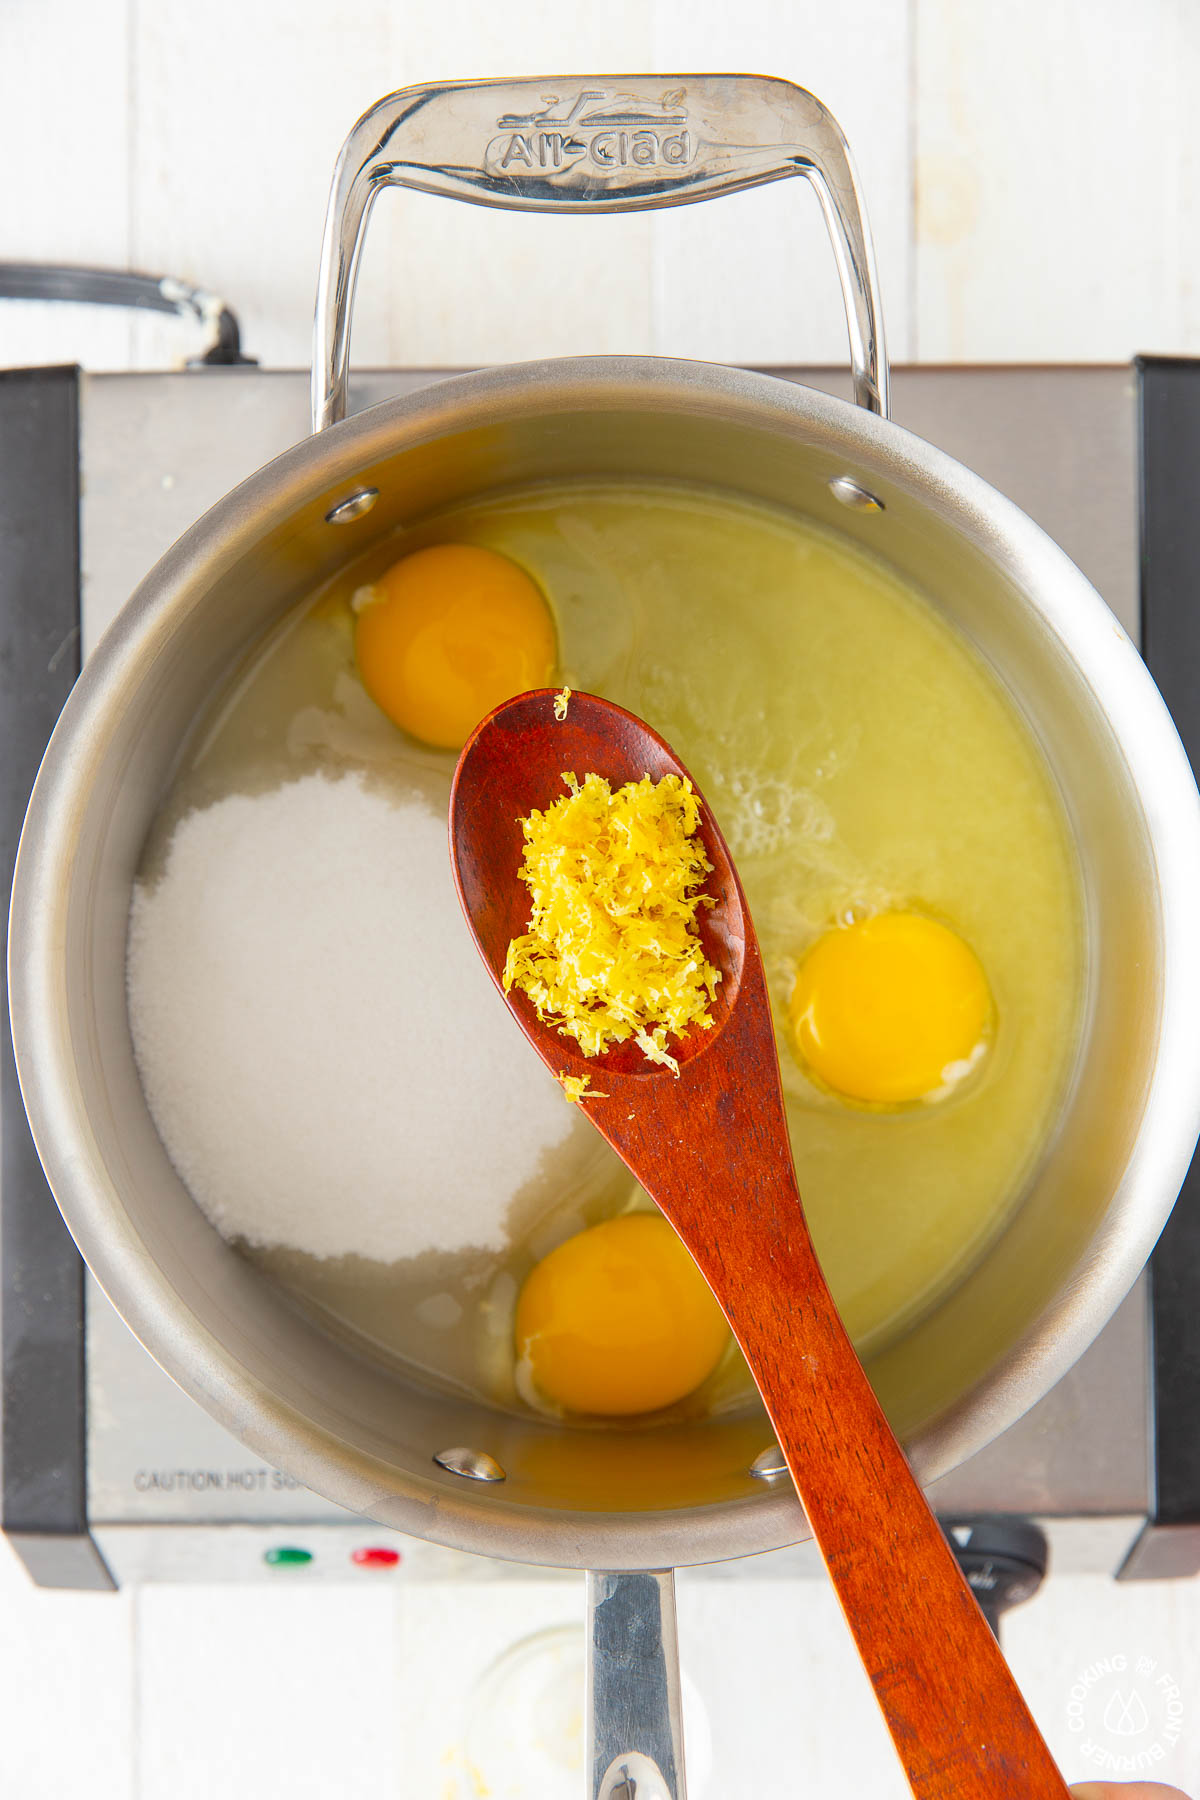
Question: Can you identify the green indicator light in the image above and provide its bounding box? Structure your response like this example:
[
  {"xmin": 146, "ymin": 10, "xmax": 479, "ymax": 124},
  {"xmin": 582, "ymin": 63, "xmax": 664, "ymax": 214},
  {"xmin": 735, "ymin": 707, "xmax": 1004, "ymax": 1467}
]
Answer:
[{"xmin": 264, "ymin": 1546, "xmax": 313, "ymax": 1567}]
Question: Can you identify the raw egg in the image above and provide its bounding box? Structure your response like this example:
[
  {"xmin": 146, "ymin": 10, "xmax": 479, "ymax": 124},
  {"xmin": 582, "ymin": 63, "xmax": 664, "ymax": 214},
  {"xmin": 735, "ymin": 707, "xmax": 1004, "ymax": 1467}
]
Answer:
[
  {"xmin": 790, "ymin": 911, "xmax": 991, "ymax": 1105},
  {"xmin": 514, "ymin": 1213, "xmax": 729, "ymax": 1416},
  {"xmin": 354, "ymin": 543, "xmax": 556, "ymax": 749}
]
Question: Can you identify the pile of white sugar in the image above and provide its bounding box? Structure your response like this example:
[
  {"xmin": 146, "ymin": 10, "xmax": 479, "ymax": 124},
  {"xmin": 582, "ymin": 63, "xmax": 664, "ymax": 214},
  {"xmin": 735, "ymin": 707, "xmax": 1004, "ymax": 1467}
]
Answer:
[{"xmin": 126, "ymin": 772, "xmax": 573, "ymax": 1261}]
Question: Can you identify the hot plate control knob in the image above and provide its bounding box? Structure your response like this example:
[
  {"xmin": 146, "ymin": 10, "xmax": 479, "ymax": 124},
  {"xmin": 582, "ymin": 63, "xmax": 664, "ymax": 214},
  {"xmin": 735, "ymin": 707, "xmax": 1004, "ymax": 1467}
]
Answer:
[{"xmin": 939, "ymin": 1514, "xmax": 1049, "ymax": 1641}]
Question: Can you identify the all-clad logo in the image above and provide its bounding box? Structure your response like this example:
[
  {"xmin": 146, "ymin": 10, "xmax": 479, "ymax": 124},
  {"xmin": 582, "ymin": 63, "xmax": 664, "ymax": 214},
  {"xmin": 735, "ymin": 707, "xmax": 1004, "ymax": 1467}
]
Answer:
[{"xmin": 485, "ymin": 87, "xmax": 693, "ymax": 177}]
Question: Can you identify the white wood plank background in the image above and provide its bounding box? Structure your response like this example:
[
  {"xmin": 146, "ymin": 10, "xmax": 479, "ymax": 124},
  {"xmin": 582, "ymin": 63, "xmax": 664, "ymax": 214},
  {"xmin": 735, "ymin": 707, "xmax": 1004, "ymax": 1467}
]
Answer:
[
  {"xmin": 3, "ymin": 0, "xmax": 1196, "ymax": 374},
  {"xmin": 4, "ymin": 1535, "xmax": 1200, "ymax": 1800},
  {"xmin": 3, "ymin": 4, "xmax": 1200, "ymax": 1797},
  {"xmin": 914, "ymin": 0, "xmax": 1198, "ymax": 361}
]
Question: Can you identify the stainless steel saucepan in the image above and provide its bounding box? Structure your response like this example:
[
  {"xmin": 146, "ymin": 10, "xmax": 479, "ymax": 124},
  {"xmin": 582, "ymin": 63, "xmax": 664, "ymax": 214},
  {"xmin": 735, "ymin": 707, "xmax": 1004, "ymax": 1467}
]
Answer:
[{"xmin": 10, "ymin": 77, "xmax": 1200, "ymax": 1799}]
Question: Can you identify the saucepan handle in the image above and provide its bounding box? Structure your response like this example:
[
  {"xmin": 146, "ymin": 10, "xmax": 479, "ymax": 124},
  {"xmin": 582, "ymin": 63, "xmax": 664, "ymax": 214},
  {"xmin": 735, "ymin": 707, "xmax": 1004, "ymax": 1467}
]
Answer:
[
  {"xmin": 312, "ymin": 73, "xmax": 888, "ymax": 431},
  {"xmin": 587, "ymin": 1569, "xmax": 687, "ymax": 1800}
]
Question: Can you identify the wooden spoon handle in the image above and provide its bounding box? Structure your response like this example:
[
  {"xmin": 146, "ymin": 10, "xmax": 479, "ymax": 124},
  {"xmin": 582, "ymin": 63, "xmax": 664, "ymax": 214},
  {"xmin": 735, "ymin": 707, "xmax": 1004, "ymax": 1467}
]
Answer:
[
  {"xmin": 730, "ymin": 1234, "xmax": 1071, "ymax": 1799},
  {"xmin": 447, "ymin": 690, "xmax": 1066, "ymax": 1791}
]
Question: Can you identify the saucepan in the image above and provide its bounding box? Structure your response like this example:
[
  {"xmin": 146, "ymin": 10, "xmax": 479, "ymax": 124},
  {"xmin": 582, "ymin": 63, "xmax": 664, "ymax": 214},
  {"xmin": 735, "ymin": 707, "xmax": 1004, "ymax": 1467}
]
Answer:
[{"xmin": 10, "ymin": 76, "xmax": 1200, "ymax": 1798}]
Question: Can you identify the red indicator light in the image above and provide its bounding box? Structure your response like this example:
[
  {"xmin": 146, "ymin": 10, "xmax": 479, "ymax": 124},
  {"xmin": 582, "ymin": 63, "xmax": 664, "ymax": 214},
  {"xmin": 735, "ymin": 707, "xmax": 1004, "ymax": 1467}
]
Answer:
[{"xmin": 351, "ymin": 1546, "xmax": 401, "ymax": 1569}]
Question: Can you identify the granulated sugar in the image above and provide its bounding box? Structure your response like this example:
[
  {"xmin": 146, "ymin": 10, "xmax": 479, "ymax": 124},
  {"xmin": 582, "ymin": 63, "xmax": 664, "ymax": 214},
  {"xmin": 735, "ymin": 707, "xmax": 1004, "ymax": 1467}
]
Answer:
[{"xmin": 126, "ymin": 772, "xmax": 574, "ymax": 1261}]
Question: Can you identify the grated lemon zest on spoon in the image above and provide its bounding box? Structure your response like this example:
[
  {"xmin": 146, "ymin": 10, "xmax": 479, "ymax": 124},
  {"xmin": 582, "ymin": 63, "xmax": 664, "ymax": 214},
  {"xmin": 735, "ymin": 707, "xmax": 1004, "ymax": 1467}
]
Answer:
[{"xmin": 504, "ymin": 771, "xmax": 721, "ymax": 1074}]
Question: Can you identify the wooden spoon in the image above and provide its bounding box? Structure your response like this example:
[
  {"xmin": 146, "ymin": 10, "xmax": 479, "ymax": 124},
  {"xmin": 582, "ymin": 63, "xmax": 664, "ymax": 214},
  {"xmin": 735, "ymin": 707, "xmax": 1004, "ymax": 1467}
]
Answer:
[{"xmin": 450, "ymin": 688, "xmax": 1071, "ymax": 1800}]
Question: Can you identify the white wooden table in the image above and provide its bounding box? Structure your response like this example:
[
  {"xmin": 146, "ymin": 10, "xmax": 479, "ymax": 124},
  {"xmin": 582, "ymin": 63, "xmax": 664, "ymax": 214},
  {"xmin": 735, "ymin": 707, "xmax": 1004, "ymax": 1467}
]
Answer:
[{"xmin": 2, "ymin": 0, "xmax": 1197, "ymax": 375}]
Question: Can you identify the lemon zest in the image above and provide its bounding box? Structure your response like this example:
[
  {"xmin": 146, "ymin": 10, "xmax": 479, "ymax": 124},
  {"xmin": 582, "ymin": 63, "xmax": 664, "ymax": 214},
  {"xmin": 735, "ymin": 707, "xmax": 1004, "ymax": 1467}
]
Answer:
[
  {"xmin": 557, "ymin": 1071, "xmax": 608, "ymax": 1104},
  {"xmin": 553, "ymin": 687, "xmax": 572, "ymax": 721},
  {"xmin": 504, "ymin": 771, "xmax": 721, "ymax": 1073}
]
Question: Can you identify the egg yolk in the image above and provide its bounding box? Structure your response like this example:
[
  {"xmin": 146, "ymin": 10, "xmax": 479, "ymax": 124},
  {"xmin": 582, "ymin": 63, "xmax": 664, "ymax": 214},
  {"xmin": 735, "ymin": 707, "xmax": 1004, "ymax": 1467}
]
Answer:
[
  {"xmin": 790, "ymin": 911, "xmax": 992, "ymax": 1105},
  {"xmin": 515, "ymin": 1214, "xmax": 729, "ymax": 1416},
  {"xmin": 354, "ymin": 544, "xmax": 556, "ymax": 749}
]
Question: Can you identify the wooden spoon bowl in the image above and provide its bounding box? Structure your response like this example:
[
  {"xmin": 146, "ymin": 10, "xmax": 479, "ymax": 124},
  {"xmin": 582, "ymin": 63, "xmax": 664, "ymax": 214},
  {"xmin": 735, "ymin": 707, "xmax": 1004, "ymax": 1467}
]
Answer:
[
  {"xmin": 450, "ymin": 687, "xmax": 1072, "ymax": 1800},
  {"xmin": 449, "ymin": 686, "xmax": 750, "ymax": 1075}
]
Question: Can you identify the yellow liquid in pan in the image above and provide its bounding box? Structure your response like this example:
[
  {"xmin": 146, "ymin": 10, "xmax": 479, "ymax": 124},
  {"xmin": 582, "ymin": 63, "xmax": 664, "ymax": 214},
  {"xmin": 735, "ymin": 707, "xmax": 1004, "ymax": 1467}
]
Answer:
[{"xmin": 146, "ymin": 481, "xmax": 1083, "ymax": 1419}]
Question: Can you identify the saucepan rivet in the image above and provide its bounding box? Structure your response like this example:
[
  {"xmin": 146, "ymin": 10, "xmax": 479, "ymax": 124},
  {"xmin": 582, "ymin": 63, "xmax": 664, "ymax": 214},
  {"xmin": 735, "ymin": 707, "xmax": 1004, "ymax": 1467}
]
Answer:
[
  {"xmin": 433, "ymin": 1446, "xmax": 507, "ymax": 1483},
  {"xmin": 828, "ymin": 475, "xmax": 885, "ymax": 513},
  {"xmin": 748, "ymin": 1443, "xmax": 789, "ymax": 1480},
  {"xmin": 325, "ymin": 486, "xmax": 379, "ymax": 524}
]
